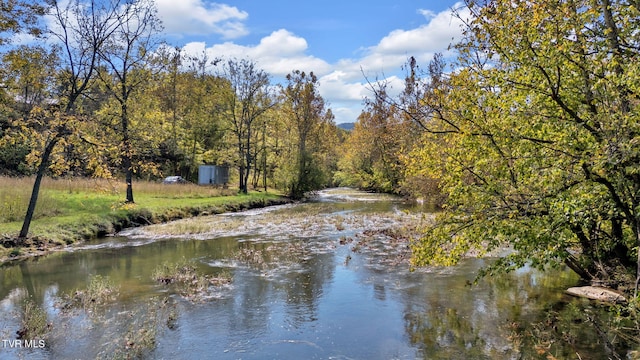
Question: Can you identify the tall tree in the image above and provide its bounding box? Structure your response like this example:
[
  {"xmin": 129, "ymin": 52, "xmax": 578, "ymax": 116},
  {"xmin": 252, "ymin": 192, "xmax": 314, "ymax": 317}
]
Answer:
[
  {"xmin": 218, "ymin": 58, "xmax": 274, "ymax": 194},
  {"xmin": 337, "ymin": 57, "xmax": 438, "ymax": 196},
  {"xmin": 15, "ymin": 0, "xmax": 120, "ymax": 240},
  {"xmin": 407, "ymin": 0, "xmax": 640, "ymax": 292},
  {"xmin": 280, "ymin": 70, "xmax": 335, "ymax": 199},
  {"xmin": 96, "ymin": 0, "xmax": 163, "ymax": 203},
  {"xmin": 174, "ymin": 51, "xmax": 226, "ymax": 179},
  {"xmin": 150, "ymin": 46, "xmax": 185, "ymax": 175}
]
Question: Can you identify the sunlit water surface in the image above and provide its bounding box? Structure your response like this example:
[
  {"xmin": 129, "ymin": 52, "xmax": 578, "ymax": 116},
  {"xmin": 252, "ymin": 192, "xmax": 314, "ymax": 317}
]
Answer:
[{"xmin": 0, "ymin": 188, "xmax": 617, "ymax": 359}]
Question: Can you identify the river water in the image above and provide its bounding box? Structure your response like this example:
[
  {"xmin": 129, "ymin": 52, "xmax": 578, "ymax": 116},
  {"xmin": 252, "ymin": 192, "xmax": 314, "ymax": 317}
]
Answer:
[{"xmin": 0, "ymin": 188, "xmax": 622, "ymax": 359}]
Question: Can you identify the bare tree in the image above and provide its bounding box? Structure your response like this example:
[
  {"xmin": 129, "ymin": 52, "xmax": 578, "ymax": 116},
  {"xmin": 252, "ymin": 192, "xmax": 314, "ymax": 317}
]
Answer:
[{"xmin": 96, "ymin": 0, "xmax": 163, "ymax": 203}]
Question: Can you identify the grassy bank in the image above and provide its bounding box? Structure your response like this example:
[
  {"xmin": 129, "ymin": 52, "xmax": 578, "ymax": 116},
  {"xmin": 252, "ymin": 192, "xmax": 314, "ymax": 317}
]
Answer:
[{"xmin": 0, "ymin": 176, "xmax": 289, "ymax": 262}]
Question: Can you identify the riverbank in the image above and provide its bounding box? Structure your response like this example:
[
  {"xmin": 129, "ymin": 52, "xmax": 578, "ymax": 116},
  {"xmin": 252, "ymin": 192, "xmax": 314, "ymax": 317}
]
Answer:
[{"xmin": 0, "ymin": 177, "xmax": 291, "ymax": 264}]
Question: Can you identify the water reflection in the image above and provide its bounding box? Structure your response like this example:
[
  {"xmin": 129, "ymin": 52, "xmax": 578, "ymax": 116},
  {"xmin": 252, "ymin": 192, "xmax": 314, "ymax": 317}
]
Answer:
[{"xmin": 0, "ymin": 188, "xmax": 622, "ymax": 359}]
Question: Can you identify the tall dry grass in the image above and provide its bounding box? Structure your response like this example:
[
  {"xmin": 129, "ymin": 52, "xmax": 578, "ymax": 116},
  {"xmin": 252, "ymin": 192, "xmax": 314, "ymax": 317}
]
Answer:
[
  {"xmin": 0, "ymin": 177, "xmax": 60, "ymax": 223},
  {"xmin": 133, "ymin": 180, "xmax": 236, "ymax": 198},
  {"xmin": 0, "ymin": 177, "xmax": 124, "ymax": 223}
]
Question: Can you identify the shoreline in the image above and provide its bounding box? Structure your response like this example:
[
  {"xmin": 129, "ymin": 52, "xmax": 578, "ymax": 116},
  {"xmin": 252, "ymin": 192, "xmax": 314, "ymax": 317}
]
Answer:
[{"xmin": 0, "ymin": 196, "xmax": 293, "ymax": 265}]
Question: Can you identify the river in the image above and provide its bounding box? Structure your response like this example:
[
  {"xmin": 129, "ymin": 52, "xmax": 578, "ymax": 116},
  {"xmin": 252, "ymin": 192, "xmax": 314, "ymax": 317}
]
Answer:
[{"xmin": 0, "ymin": 188, "xmax": 623, "ymax": 359}]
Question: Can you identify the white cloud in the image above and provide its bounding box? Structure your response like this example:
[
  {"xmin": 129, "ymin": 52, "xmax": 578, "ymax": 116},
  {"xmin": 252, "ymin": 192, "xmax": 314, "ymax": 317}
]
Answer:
[
  {"xmin": 418, "ymin": 9, "xmax": 437, "ymax": 19},
  {"xmin": 321, "ymin": 3, "xmax": 468, "ymax": 84},
  {"xmin": 331, "ymin": 107, "xmax": 363, "ymax": 124},
  {"xmin": 254, "ymin": 29, "xmax": 307, "ymax": 56},
  {"xmin": 181, "ymin": 29, "xmax": 331, "ymax": 76},
  {"xmin": 320, "ymin": 3, "xmax": 469, "ymax": 123},
  {"xmin": 372, "ymin": 4, "xmax": 467, "ymax": 60},
  {"xmin": 156, "ymin": 0, "xmax": 249, "ymax": 39},
  {"xmin": 318, "ymin": 71, "xmax": 369, "ymax": 102},
  {"xmin": 178, "ymin": 3, "xmax": 469, "ymax": 124},
  {"xmin": 316, "ymin": 72, "xmax": 407, "ymax": 124}
]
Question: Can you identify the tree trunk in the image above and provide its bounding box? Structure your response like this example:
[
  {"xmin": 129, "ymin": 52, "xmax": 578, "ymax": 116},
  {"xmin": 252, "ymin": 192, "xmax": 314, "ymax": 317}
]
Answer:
[
  {"xmin": 122, "ymin": 103, "xmax": 134, "ymax": 203},
  {"xmin": 238, "ymin": 137, "xmax": 247, "ymax": 193},
  {"xmin": 19, "ymin": 135, "xmax": 61, "ymax": 239},
  {"xmin": 564, "ymin": 254, "xmax": 592, "ymax": 282},
  {"xmin": 262, "ymin": 123, "xmax": 268, "ymax": 192},
  {"xmin": 125, "ymin": 161, "xmax": 134, "ymax": 203},
  {"xmin": 263, "ymin": 150, "xmax": 267, "ymax": 192},
  {"xmin": 635, "ymin": 221, "xmax": 640, "ymax": 297},
  {"xmin": 243, "ymin": 127, "xmax": 252, "ymax": 193}
]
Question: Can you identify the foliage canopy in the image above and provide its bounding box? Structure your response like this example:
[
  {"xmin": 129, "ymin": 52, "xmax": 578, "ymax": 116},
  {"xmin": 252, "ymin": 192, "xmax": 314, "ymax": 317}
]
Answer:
[{"xmin": 406, "ymin": 0, "xmax": 640, "ymax": 291}]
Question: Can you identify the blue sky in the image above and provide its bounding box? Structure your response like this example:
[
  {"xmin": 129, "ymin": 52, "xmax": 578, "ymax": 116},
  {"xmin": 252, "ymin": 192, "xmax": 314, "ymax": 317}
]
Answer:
[{"xmin": 156, "ymin": 0, "xmax": 469, "ymax": 124}]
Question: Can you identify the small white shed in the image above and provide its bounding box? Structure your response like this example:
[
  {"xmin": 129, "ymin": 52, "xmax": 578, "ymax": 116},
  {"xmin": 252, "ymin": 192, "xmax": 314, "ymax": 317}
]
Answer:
[{"xmin": 198, "ymin": 165, "xmax": 229, "ymax": 185}]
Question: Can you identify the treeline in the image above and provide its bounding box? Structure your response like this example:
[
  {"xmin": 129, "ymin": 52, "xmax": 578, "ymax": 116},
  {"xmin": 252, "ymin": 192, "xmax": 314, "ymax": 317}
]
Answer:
[{"xmin": 333, "ymin": 65, "xmax": 442, "ymax": 203}]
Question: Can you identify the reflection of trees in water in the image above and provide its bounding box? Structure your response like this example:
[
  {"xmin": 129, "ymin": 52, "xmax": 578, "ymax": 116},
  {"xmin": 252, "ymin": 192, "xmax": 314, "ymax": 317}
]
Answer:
[
  {"xmin": 510, "ymin": 301, "xmax": 636, "ymax": 360},
  {"xmin": 0, "ymin": 238, "xmax": 237, "ymax": 305},
  {"xmin": 280, "ymin": 253, "xmax": 334, "ymax": 327},
  {"xmin": 405, "ymin": 307, "xmax": 489, "ymax": 359},
  {"xmin": 229, "ymin": 240, "xmax": 335, "ymax": 333},
  {"xmin": 400, "ymin": 268, "xmax": 512, "ymax": 359},
  {"xmin": 492, "ymin": 270, "xmax": 635, "ymax": 359},
  {"xmin": 400, "ymin": 264, "xmax": 629, "ymax": 359},
  {"xmin": 228, "ymin": 271, "xmax": 272, "ymax": 334}
]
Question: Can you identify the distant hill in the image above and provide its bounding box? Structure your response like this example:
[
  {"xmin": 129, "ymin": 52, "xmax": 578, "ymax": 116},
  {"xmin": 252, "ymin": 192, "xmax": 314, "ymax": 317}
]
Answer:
[{"xmin": 337, "ymin": 122, "xmax": 355, "ymax": 131}]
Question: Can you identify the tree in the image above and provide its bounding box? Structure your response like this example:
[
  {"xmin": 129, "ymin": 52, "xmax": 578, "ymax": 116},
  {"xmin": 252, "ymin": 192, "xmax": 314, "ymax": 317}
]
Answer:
[
  {"xmin": 407, "ymin": 0, "xmax": 640, "ymax": 293},
  {"xmin": 96, "ymin": 0, "xmax": 163, "ymax": 203},
  {"xmin": 0, "ymin": 45, "xmax": 57, "ymax": 178},
  {"xmin": 0, "ymin": 1, "xmax": 45, "ymax": 46},
  {"xmin": 2, "ymin": 1, "xmax": 49, "ymax": 236},
  {"xmin": 337, "ymin": 56, "xmax": 444, "ymax": 196},
  {"xmin": 218, "ymin": 58, "xmax": 274, "ymax": 194},
  {"xmin": 151, "ymin": 46, "xmax": 194, "ymax": 177},
  {"xmin": 279, "ymin": 70, "xmax": 336, "ymax": 199},
  {"xmin": 13, "ymin": 0, "xmax": 122, "ymax": 239},
  {"xmin": 156, "ymin": 46, "xmax": 182, "ymax": 173},
  {"xmin": 171, "ymin": 51, "xmax": 227, "ymax": 180}
]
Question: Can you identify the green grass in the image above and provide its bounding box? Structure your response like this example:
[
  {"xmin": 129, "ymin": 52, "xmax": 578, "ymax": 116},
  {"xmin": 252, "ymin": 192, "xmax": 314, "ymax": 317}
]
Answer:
[{"xmin": 0, "ymin": 176, "xmax": 287, "ymax": 247}]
